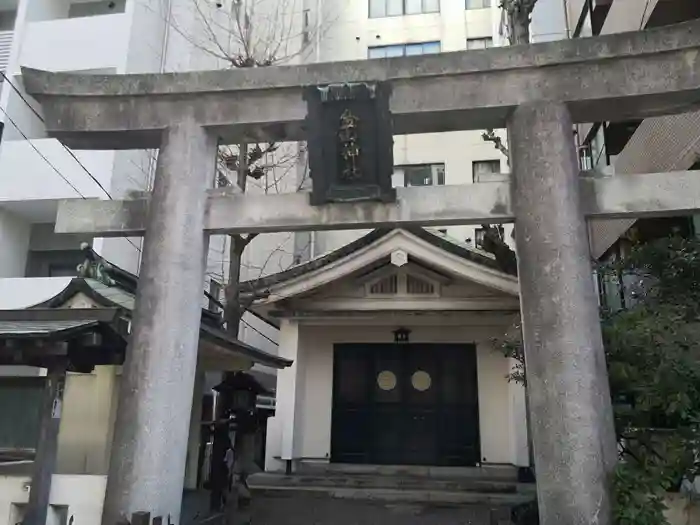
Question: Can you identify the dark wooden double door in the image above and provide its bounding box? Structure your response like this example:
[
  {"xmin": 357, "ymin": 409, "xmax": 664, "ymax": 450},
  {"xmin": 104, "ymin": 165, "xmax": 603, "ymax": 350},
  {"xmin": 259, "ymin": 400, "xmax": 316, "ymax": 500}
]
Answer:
[{"xmin": 331, "ymin": 343, "xmax": 480, "ymax": 466}]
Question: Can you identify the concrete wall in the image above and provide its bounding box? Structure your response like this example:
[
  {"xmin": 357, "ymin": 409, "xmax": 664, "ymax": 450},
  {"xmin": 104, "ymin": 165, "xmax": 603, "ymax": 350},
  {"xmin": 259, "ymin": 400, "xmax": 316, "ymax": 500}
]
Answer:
[
  {"xmin": 0, "ymin": 474, "xmax": 107, "ymax": 525},
  {"xmin": 27, "ymin": 223, "xmax": 90, "ymax": 251},
  {"xmin": 266, "ymin": 320, "xmax": 528, "ymax": 472},
  {"xmin": 0, "ymin": 207, "xmax": 29, "ymax": 277},
  {"xmin": 664, "ymin": 494, "xmax": 700, "ymax": 525},
  {"xmin": 531, "ymin": 0, "xmax": 570, "ymax": 42},
  {"xmin": 0, "ymin": 140, "xmax": 116, "ymax": 200},
  {"xmin": 18, "ymin": 13, "xmax": 129, "ymax": 72}
]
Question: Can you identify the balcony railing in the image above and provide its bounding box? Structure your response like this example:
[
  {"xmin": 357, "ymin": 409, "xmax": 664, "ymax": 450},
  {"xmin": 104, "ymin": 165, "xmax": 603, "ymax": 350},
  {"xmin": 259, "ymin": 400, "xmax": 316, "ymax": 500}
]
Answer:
[{"xmin": 0, "ymin": 30, "xmax": 13, "ymax": 72}]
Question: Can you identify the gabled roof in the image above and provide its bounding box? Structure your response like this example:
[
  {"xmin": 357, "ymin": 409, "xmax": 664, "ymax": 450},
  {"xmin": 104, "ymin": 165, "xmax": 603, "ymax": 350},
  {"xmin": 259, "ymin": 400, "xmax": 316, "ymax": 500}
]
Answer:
[
  {"xmin": 26, "ymin": 277, "xmax": 290, "ymax": 369},
  {"xmin": 73, "ymin": 243, "xmax": 223, "ymax": 326},
  {"xmin": 0, "ymin": 244, "xmax": 290, "ymax": 370},
  {"xmin": 243, "ymin": 228, "xmax": 513, "ymax": 292},
  {"xmin": 243, "ymin": 228, "xmax": 519, "ymax": 305}
]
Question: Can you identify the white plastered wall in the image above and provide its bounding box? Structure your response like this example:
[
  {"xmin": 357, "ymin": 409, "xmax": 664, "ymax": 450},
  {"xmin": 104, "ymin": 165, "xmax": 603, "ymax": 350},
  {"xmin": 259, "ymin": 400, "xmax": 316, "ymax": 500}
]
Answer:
[
  {"xmin": 266, "ymin": 319, "xmax": 529, "ymax": 471},
  {"xmin": 0, "ymin": 475, "xmax": 107, "ymax": 525}
]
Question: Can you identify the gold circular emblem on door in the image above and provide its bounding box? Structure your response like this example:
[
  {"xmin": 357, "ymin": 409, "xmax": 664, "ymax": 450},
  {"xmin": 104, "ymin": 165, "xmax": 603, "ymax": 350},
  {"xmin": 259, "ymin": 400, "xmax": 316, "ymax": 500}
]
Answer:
[
  {"xmin": 411, "ymin": 370, "xmax": 432, "ymax": 392},
  {"xmin": 377, "ymin": 370, "xmax": 397, "ymax": 391}
]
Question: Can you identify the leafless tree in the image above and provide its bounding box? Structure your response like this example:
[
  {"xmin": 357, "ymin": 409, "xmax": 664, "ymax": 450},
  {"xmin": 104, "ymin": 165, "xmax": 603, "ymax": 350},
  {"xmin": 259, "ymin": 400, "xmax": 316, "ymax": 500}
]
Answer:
[
  {"xmin": 164, "ymin": 0, "xmax": 336, "ymax": 338},
  {"xmin": 482, "ymin": 0, "xmax": 538, "ymax": 156},
  {"xmin": 480, "ymin": 0, "xmax": 538, "ymax": 256}
]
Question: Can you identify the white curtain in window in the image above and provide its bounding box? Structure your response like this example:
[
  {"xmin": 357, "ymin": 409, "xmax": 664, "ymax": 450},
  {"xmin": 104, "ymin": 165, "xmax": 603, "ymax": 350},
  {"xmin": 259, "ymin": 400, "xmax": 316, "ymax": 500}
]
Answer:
[
  {"xmin": 421, "ymin": 41, "xmax": 441, "ymax": 54},
  {"xmin": 423, "ymin": 0, "xmax": 440, "ymax": 12},
  {"xmin": 467, "ymin": 38, "xmax": 492, "ymax": 50},
  {"xmin": 466, "ymin": 0, "xmax": 488, "ymax": 9},
  {"xmin": 405, "ymin": 43, "xmax": 424, "ymax": 56},
  {"xmin": 405, "ymin": 0, "xmax": 423, "ymax": 14},
  {"xmin": 387, "ymin": 0, "xmax": 403, "ymax": 16},
  {"xmin": 369, "ymin": 0, "xmax": 387, "ymax": 17},
  {"xmin": 368, "ymin": 46, "xmax": 388, "ymax": 59},
  {"xmin": 473, "ymin": 160, "xmax": 507, "ymax": 182},
  {"xmin": 385, "ymin": 45, "xmax": 405, "ymax": 57}
]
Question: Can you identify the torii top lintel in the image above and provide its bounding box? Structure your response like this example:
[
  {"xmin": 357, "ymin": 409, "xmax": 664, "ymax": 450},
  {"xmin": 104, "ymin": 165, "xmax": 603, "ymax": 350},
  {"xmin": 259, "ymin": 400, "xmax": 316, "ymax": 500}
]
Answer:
[{"xmin": 22, "ymin": 19, "xmax": 700, "ymax": 150}]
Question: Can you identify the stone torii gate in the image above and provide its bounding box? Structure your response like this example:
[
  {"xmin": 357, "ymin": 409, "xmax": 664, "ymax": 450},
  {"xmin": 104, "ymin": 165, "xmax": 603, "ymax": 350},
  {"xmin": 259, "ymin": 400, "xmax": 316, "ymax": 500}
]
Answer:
[{"xmin": 22, "ymin": 19, "xmax": 700, "ymax": 525}]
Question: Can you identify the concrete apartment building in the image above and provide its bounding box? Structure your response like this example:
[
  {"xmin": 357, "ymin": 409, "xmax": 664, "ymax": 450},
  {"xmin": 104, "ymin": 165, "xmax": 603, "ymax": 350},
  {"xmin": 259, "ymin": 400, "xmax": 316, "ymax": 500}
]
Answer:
[
  {"xmin": 531, "ymin": 0, "xmax": 700, "ymax": 266},
  {"xmin": 0, "ymin": 0, "xmax": 519, "ymax": 523}
]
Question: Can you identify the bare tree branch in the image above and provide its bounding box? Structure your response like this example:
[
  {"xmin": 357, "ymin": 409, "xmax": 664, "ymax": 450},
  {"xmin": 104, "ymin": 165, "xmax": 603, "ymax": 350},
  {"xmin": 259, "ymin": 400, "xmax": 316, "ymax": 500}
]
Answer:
[{"xmin": 482, "ymin": 129, "xmax": 509, "ymax": 158}]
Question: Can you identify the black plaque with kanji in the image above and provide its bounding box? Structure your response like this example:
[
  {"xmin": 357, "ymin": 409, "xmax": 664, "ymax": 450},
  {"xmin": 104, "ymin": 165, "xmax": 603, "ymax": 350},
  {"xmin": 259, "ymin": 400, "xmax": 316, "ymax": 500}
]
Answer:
[{"xmin": 305, "ymin": 82, "xmax": 395, "ymax": 205}]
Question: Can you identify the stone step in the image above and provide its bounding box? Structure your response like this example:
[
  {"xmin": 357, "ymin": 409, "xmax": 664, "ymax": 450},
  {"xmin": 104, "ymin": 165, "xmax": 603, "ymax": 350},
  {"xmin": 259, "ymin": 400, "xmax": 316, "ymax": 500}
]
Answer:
[
  {"xmin": 249, "ymin": 472, "xmax": 520, "ymax": 494},
  {"xmin": 246, "ymin": 492, "xmax": 516, "ymax": 525},
  {"xmin": 295, "ymin": 463, "xmax": 518, "ymax": 481},
  {"xmin": 250, "ymin": 484, "xmax": 533, "ymax": 506}
]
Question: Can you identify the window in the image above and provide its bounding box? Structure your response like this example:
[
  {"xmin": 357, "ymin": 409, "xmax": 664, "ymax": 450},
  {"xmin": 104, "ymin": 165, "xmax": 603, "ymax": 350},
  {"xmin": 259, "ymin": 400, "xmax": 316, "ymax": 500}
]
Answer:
[
  {"xmin": 0, "ymin": 378, "xmax": 44, "ymax": 452},
  {"xmin": 0, "ymin": 10, "xmax": 17, "ymax": 31},
  {"xmin": 466, "ymin": 37, "xmax": 493, "ymax": 50},
  {"xmin": 474, "ymin": 228, "xmax": 486, "ymax": 248},
  {"xmin": 578, "ymin": 123, "xmax": 610, "ymax": 171},
  {"xmin": 393, "ymin": 164, "xmax": 445, "ymax": 187},
  {"xmin": 472, "ymin": 160, "xmax": 507, "ymax": 182},
  {"xmin": 368, "ymin": 41, "xmax": 441, "ymax": 59},
  {"xmin": 302, "ymin": 9, "xmax": 310, "ymax": 44},
  {"xmin": 465, "ymin": 0, "xmax": 491, "ymax": 9},
  {"xmin": 369, "ymin": 0, "xmax": 439, "ymax": 18},
  {"xmin": 208, "ymin": 279, "xmax": 223, "ymax": 314},
  {"xmin": 68, "ymin": 0, "xmax": 126, "ymax": 18}
]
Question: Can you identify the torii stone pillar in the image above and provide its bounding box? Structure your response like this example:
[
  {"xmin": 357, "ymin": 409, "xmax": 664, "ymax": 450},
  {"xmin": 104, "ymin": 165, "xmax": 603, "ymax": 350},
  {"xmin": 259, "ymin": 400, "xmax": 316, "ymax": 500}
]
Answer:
[
  {"xmin": 102, "ymin": 117, "xmax": 217, "ymax": 525},
  {"xmin": 20, "ymin": 20, "xmax": 700, "ymax": 525},
  {"xmin": 509, "ymin": 102, "xmax": 617, "ymax": 525}
]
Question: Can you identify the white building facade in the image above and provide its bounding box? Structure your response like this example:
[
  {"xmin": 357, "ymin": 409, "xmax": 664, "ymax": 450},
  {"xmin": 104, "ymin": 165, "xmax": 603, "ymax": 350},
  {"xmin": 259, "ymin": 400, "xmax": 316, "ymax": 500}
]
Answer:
[
  {"xmin": 0, "ymin": 0, "xmax": 509, "ymax": 340},
  {"xmin": 0, "ymin": 0, "xmax": 520, "ymax": 523}
]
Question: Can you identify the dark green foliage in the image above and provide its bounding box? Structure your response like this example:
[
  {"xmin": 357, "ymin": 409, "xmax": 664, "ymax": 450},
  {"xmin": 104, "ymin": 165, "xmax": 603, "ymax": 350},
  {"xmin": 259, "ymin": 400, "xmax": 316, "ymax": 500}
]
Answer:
[
  {"xmin": 497, "ymin": 235, "xmax": 700, "ymax": 524},
  {"xmin": 511, "ymin": 500, "xmax": 539, "ymax": 525},
  {"xmin": 602, "ymin": 236, "xmax": 700, "ymax": 524}
]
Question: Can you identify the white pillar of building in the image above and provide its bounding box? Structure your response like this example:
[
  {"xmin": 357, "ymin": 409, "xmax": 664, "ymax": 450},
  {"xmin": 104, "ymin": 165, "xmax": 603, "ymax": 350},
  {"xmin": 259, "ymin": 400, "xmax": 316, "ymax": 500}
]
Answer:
[
  {"xmin": 275, "ymin": 319, "xmax": 303, "ymax": 471},
  {"xmin": 507, "ymin": 363, "xmax": 529, "ymax": 467}
]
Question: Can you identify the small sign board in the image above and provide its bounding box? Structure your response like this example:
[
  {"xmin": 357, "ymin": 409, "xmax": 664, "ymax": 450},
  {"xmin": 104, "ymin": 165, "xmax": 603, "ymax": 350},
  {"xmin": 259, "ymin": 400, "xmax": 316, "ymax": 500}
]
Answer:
[{"xmin": 305, "ymin": 82, "xmax": 396, "ymax": 205}]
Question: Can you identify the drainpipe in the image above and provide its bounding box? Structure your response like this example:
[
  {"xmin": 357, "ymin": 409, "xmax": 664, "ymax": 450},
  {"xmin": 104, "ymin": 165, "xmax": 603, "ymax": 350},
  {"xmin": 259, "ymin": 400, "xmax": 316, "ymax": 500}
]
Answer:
[{"xmin": 562, "ymin": 0, "xmax": 571, "ymax": 38}]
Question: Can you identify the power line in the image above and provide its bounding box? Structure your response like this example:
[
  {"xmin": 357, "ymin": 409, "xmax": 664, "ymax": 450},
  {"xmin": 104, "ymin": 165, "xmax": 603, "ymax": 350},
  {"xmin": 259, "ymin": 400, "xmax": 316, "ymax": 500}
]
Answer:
[
  {"xmin": 1, "ymin": 71, "xmax": 113, "ymax": 198},
  {"xmin": 203, "ymin": 287, "xmax": 279, "ymax": 346},
  {"xmin": 3, "ymin": 72, "xmax": 276, "ymax": 346},
  {"xmin": 0, "ymin": 71, "xmax": 144, "ymax": 254},
  {"xmin": 0, "ymin": 106, "xmax": 86, "ymax": 199},
  {"xmin": 639, "ymin": 0, "xmax": 652, "ymax": 29},
  {"xmin": 241, "ymin": 317, "xmax": 278, "ymax": 346}
]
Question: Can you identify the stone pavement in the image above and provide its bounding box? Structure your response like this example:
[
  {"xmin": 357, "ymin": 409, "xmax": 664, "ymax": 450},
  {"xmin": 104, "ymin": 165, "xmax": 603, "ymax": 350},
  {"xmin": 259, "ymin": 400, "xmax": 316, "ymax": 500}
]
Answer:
[{"xmin": 246, "ymin": 493, "xmax": 501, "ymax": 525}]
